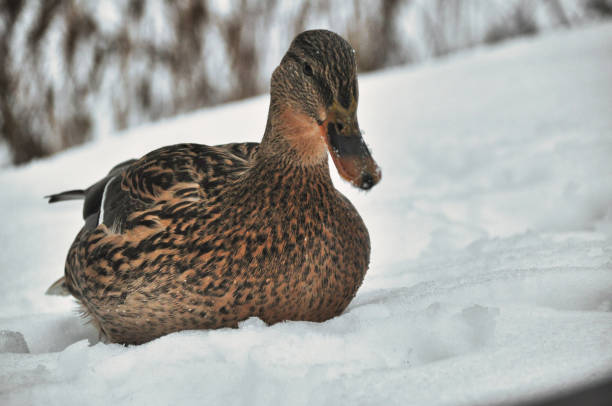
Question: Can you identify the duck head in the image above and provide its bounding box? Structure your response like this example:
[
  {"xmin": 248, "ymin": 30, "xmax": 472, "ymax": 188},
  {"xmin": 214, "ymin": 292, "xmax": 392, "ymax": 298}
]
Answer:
[{"xmin": 262, "ymin": 30, "xmax": 381, "ymax": 190}]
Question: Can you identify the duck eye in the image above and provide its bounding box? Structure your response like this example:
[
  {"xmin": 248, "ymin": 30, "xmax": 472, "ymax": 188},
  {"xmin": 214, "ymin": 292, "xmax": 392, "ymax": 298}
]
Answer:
[{"xmin": 303, "ymin": 63, "xmax": 313, "ymax": 77}]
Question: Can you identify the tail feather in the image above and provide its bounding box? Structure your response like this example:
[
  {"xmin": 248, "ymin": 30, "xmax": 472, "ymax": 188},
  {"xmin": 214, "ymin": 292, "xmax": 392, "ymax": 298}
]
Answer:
[
  {"xmin": 46, "ymin": 276, "xmax": 70, "ymax": 296},
  {"xmin": 46, "ymin": 189, "xmax": 85, "ymax": 203}
]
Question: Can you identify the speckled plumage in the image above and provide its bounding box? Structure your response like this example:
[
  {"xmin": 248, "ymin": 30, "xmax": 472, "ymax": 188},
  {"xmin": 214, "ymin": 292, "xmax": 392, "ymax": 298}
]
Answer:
[{"xmin": 48, "ymin": 30, "xmax": 381, "ymax": 344}]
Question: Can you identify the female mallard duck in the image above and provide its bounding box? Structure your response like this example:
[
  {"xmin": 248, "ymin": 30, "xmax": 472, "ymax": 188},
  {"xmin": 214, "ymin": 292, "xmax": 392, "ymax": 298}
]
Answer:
[{"xmin": 47, "ymin": 30, "xmax": 381, "ymax": 345}]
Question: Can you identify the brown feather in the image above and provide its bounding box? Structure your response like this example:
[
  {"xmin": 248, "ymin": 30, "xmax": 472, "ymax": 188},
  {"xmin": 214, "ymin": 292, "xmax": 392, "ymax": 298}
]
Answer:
[{"xmin": 54, "ymin": 30, "xmax": 379, "ymax": 345}]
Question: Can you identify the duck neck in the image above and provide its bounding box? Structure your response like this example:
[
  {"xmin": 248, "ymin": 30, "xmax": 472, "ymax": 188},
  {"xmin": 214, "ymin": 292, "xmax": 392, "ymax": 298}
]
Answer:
[
  {"xmin": 247, "ymin": 111, "xmax": 332, "ymax": 199},
  {"xmin": 252, "ymin": 148, "xmax": 332, "ymax": 194},
  {"xmin": 258, "ymin": 97, "xmax": 329, "ymax": 169}
]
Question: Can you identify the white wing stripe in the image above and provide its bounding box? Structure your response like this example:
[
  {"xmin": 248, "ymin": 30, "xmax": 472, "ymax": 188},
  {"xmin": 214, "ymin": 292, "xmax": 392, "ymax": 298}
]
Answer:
[{"xmin": 98, "ymin": 175, "xmax": 117, "ymax": 226}]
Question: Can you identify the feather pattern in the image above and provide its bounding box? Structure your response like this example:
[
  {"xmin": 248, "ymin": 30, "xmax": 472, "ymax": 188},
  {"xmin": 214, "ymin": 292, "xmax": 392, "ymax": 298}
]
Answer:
[{"xmin": 49, "ymin": 30, "xmax": 380, "ymax": 344}]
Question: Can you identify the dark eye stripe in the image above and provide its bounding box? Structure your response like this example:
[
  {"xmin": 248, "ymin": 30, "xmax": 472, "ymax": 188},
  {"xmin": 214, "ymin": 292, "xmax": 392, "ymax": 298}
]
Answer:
[
  {"xmin": 303, "ymin": 63, "xmax": 313, "ymax": 76},
  {"xmin": 284, "ymin": 51, "xmax": 337, "ymax": 108},
  {"xmin": 313, "ymin": 75, "xmax": 333, "ymax": 107},
  {"xmin": 338, "ymin": 84, "xmax": 351, "ymax": 109}
]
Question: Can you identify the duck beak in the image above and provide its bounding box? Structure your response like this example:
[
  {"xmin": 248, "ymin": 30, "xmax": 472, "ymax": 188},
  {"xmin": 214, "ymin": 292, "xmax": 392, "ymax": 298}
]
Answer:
[{"xmin": 321, "ymin": 101, "xmax": 381, "ymax": 190}]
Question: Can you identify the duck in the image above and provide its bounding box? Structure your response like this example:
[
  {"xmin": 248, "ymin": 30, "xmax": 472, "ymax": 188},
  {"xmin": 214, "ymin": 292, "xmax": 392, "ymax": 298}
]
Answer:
[{"xmin": 46, "ymin": 29, "xmax": 381, "ymax": 345}]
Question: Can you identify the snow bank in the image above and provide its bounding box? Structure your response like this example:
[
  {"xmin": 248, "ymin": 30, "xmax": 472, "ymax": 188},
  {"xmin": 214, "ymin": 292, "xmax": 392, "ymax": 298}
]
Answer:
[
  {"xmin": 0, "ymin": 331, "xmax": 29, "ymax": 354},
  {"xmin": 1, "ymin": 23, "xmax": 611, "ymax": 405}
]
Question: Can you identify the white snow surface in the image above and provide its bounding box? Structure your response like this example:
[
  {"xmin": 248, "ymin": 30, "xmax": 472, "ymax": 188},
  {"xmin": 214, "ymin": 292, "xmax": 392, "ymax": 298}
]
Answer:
[{"xmin": 1, "ymin": 23, "xmax": 612, "ymax": 405}]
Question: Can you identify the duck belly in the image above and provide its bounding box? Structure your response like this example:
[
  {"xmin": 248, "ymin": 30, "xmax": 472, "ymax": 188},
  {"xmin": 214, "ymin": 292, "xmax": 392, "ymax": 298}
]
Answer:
[{"xmin": 65, "ymin": 196, "xmax": 370, "ymax": 345}]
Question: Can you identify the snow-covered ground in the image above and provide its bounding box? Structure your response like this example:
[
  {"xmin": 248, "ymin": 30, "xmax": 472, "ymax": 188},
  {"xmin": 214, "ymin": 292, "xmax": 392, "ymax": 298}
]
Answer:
[{"xmin": 1, "ymin": 23, "xmax": 612, "ymax": 405}]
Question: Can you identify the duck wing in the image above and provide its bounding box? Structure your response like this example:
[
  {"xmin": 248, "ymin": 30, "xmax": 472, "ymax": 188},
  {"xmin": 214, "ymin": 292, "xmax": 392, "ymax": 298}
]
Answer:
[
  {"xmin": 48, "ymin": 142, "xmax": 258, "ymax": 233},
  {"xmin": 46, "ymin": 142, "xmax": 258, "ymax": 296},
  {"xmin": 46, "ymin": 159, "xmax": 136, "ymax": 214}
]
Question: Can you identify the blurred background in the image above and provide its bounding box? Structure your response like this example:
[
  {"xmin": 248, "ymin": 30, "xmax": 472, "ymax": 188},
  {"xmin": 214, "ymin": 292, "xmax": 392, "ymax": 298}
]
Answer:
[{"xmin": 0, "ymin": 0, "xmax": 610, "ymax": 166}]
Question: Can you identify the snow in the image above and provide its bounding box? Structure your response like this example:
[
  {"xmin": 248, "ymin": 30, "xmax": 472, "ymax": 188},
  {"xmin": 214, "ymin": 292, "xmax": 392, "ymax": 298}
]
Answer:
[
  {"xmin": 1, "ymin": 23, "xmax": 612, "ymax": 405},
  {"xmin": 0, "ymin": 331, "xmax": 29, "ymax": 354}
]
